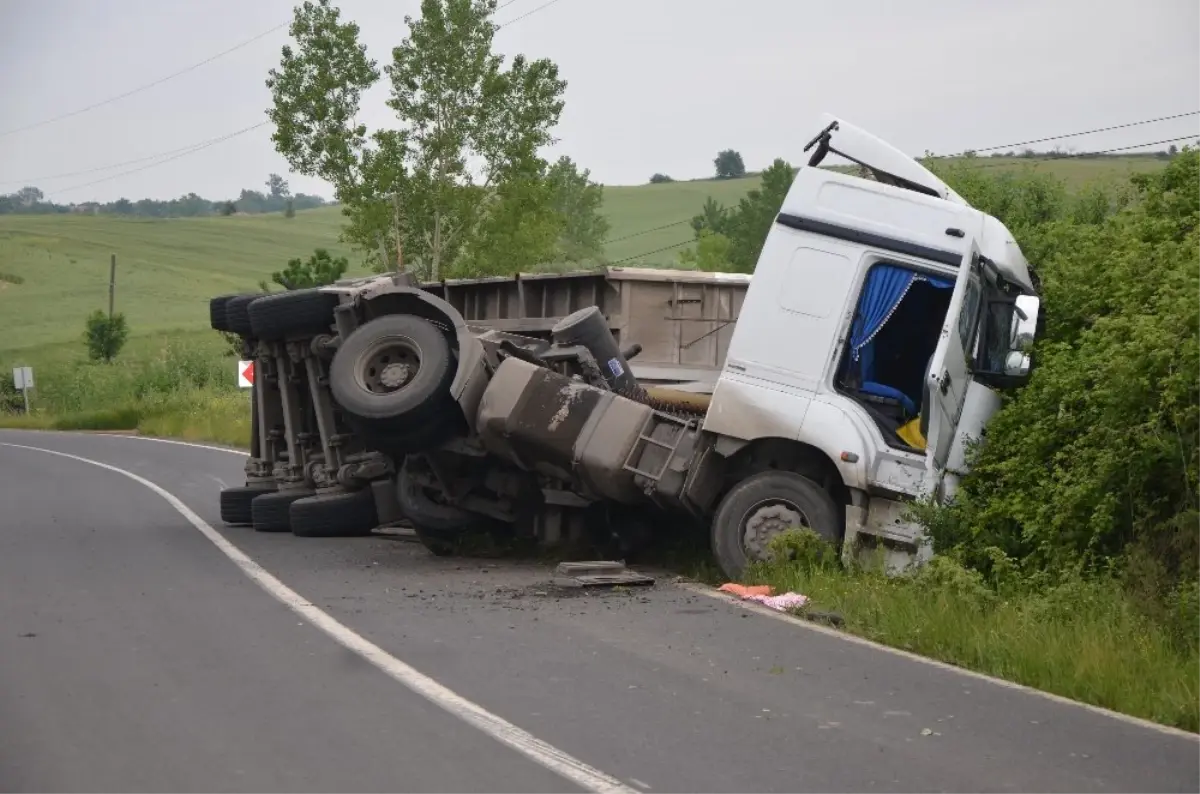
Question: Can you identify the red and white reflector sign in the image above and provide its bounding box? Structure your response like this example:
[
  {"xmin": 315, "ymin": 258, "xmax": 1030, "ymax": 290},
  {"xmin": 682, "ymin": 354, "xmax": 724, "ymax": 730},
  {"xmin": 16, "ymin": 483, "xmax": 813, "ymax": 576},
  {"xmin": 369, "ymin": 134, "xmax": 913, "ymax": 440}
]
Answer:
[{"xmin": 237, "ymin": 360, "xmax": 255, "ymax": 389}]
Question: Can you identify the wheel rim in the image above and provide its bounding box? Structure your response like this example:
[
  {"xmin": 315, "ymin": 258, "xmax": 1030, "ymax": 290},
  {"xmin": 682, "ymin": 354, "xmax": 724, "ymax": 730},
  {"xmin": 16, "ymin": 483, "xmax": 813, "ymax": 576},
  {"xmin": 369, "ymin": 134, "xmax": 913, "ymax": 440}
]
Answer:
[
  {"xmin": 354, "ymin": 335, "xmax": 421, "ymax": 395},
  {"xmin": 741, "ymin": 498, "xmax": 810, "ymax": 561}
]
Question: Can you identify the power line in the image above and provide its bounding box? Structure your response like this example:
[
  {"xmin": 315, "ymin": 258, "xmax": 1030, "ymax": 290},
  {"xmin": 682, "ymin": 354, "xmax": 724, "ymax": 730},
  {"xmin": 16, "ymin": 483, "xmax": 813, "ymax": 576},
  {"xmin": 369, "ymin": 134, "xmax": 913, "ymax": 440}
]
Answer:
[
  {"xmin": 610, "ymin": 238, "xmax": 694, "ymax": 265},
  {"xmin": 0, "ymin": 129, "xmax": 268, "ymax": 187},
  {"xmin": 959, "ymin": 135, "xmax": 1197, "ymax": 171},
  {"xmin": 49, "ymin": 122, "xmax": 270, "ymax": 196},
  {"xmin": 935, "ymin": 111, "xmax": 1199, "ymax": 158},
  {"xmin": 0, "ymin": 24, "xmax": 286, "ymax": 138},
  {"xmin": 496, "ymin": 0, "xmax": 566, "ymax": 29},
  {"xmin": 605, "ymin": 219, "xmax": 692, "ymax": 243}
]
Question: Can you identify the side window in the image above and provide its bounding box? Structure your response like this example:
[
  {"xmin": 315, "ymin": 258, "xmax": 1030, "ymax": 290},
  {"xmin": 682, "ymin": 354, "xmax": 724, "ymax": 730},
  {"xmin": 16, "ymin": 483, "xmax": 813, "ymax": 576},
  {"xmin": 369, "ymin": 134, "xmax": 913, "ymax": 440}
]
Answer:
[
  {"xmin": 957, "ymin": 276, "xmax": 982, "ymax": 350},
  {"xmin": 977, "ymin": 299, "xmax": 1015, "ymax": 373}
]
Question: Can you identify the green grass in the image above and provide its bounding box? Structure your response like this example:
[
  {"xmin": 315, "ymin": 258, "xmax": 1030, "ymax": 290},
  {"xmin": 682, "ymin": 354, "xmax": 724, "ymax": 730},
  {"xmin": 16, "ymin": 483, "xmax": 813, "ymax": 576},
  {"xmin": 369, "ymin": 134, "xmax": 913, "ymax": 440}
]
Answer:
[{"xmin": 742, "ymin": 532, "xmax": 1199, "ymax": 732}]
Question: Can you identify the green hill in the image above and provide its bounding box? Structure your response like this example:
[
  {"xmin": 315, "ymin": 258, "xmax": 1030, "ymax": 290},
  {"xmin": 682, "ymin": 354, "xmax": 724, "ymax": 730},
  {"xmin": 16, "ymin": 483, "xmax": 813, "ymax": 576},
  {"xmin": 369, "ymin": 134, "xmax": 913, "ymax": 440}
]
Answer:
[{"xmin": 0, "ymin": 155, "xmax": 1169, "ymax": 356}]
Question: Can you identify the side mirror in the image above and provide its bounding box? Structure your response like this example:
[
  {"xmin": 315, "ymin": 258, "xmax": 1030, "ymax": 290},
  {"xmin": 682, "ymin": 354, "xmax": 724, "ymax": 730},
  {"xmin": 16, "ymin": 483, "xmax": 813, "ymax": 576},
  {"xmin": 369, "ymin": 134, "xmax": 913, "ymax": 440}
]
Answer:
[
  {"xmin": 1004, "ymin": 351, "xmax": 1031, "ymax": 377},
  {"xmin": 1010, "ymin": 295, "xmax": 1040, "ymax": 351}
]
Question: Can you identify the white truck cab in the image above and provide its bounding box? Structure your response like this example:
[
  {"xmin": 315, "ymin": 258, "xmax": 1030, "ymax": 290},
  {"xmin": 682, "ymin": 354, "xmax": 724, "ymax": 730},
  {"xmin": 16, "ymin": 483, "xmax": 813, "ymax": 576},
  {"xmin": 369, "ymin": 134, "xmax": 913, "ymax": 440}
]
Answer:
[{"xmin": 702, "ymin": 114, "xmax": 1042, "ymax": 571}]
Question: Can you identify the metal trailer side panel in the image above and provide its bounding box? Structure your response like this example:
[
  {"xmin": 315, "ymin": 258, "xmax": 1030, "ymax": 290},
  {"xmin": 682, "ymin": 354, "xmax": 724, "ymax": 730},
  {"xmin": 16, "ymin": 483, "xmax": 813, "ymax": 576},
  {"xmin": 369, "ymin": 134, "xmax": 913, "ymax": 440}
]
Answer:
[{"xmin": 418, "ymin": 267, "xmax": 750, "ymax": 386}]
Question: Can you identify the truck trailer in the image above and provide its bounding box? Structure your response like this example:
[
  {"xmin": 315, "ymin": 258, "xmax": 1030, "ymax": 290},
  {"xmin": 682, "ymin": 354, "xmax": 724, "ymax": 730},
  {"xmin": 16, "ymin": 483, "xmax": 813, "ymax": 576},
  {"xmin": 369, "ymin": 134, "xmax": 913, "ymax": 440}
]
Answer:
[{"xmin": 209, "ymin": 114, "xmax": 1042, "ymax": 578}]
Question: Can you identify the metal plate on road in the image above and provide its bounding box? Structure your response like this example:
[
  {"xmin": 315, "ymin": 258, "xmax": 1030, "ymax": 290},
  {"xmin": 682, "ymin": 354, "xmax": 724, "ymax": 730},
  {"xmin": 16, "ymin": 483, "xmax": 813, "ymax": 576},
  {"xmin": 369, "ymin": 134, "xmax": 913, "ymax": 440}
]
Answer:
[{"xmin": 551, "ymin": 561, "xmax": 655, "ymax": 588}]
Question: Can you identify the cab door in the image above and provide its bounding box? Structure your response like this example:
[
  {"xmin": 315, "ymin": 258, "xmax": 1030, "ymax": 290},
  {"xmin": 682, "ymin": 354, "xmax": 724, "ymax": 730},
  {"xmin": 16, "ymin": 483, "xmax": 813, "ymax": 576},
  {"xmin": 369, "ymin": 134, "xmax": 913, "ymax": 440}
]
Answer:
[{"xmin": 925, "ymin": 241, "xmax": 982, "ymax": 474}]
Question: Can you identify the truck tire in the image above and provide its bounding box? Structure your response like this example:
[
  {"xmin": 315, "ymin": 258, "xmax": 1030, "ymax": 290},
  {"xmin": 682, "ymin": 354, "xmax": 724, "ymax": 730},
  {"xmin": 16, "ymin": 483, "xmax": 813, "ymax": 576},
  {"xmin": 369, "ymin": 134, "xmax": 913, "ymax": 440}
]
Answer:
[
  {"xmin": 248, "ymin": 289, "xmax": 339, "ymax": 340},
  {"xmin": 219, "ymin": 484, "xmax": 275, "ymax": 525},
  {"xmin": 710, "ymin": 470, "xmax": 842, "ymax": 580},
  {"xmin": 328, "ymin": 314, "xmax": 455, "ymax": 433},
  {"xmin": 395, "ymin": 457, "xmax": 475, "ymax": 531},
  {"xmin": 290, "ymin": 488, "xmax": 379, "ymax": 538},
  {"xmin": 210, "ymin": 294, "xmax": 240, "ymax": 332},
  {"xmin": 224, "ymin": 293, "xmax": 265, "ymax": 337},
  {"xmin": 251, "ymin": 488, "xmax": 313, "ymax": 533}
]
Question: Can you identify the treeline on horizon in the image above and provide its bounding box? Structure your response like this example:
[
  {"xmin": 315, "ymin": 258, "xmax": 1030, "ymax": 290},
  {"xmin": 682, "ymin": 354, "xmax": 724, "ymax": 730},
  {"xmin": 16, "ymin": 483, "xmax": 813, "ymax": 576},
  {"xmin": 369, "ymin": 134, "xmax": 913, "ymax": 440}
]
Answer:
[
  {"xmin": 0, "ymin": 173, "xmax": 330, "ymax": 218},
  {"xmin": 1, "ymin": 147, "xmax": 1178, "ymax": 219}
]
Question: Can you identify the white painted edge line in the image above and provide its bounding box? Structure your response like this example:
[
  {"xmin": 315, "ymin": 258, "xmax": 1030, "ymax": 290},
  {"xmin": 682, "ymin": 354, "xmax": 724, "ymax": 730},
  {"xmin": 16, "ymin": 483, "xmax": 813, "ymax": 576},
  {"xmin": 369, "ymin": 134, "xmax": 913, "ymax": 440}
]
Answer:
[
  {"xmin": 677, "ymin": 581, "xmax": 1199, "ymax": 741},
  {"xmin": 0, "ymin": 442, "xmax": 637, "ymax": 794}
]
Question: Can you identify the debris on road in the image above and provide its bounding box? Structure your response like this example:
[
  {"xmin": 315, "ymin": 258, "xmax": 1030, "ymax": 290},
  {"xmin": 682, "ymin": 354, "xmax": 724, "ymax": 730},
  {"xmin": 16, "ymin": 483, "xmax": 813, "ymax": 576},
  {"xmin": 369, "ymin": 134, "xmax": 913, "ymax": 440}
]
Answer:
[
  {"xmin": 718, "ymin": 582, "xmax": 809, "ymax": 612},
  {"xmin": 551, "ymin": 561, "xmax": 655, "ymax": 588}
]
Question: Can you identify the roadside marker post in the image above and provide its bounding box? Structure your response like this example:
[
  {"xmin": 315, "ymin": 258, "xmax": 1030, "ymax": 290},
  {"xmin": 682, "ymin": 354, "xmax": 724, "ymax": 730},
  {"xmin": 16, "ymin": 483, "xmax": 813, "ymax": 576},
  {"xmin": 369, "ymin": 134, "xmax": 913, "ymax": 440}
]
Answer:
[
  {"xmin": 11, "ymin": 366, "xmax": 33, "ymax": 414},
  {"xmin": 237, "ymin": 360, "xmax": 255, "ymax": 389}
]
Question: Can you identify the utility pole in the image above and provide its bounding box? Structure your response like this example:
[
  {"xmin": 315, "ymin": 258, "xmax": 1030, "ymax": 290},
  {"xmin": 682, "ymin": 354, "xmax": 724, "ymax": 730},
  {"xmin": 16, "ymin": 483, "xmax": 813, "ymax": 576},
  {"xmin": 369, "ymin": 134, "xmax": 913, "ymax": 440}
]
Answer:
[{"xmin": 108, "ymin": 253, "xmax": 116, "ymax": 319}]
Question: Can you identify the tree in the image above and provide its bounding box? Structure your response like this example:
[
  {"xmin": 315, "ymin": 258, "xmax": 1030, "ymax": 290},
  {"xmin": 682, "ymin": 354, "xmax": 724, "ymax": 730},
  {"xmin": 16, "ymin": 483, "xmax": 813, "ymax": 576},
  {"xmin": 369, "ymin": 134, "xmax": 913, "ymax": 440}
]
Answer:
[
  {"xmin": 220, "ymin": 201, "xmax": 236, "ymax": 216},
  {"xmin": 1168, "ymin": 144, "xmax": 1179, "ymax": 157},
  {"xmin": 649, "ymin": 173, "xmax": 673, "ymax": 184},
  {"xmin": 266, "ymin": 173, "xmax": 292, "ymax": 200},
  {"xmin": 266, "ymin": 0, "xmax": 568, "ymax": 281},
  {"xmin": 16, "ymin": 186, "xmax": 43, "ymax": 206},
  {"xmin": 285, "ymin": 199, "xmax": 296, "ymax": 218},
  {"xmin": 713, "ymin": 149, "xmax": 745, "ymax": 180},
  {"xmin": 84, "ymin": 310, "xmax": 129, "ymax": 362},
  {"xmin": 545, "ymin": 156, "xmax": 609, "ymax": 261},
  {"xmin": 677, "ymin": 228, "xmax": 732, "ymax": 271},
  {"xmin": 270, "ymin": 248, "xmax": 349, "ymax": 289},
  {"xmin": 691, "ymin": 158, "xmax": 794, "ymax": 271}
]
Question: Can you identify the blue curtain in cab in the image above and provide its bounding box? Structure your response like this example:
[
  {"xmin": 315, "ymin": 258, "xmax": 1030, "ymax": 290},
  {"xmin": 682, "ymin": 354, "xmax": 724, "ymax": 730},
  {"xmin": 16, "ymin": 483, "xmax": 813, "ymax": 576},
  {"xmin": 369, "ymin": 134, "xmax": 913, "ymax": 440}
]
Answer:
[{"xmin": 849, "ymin": 264, "xmax": 952, "ymax": 413}]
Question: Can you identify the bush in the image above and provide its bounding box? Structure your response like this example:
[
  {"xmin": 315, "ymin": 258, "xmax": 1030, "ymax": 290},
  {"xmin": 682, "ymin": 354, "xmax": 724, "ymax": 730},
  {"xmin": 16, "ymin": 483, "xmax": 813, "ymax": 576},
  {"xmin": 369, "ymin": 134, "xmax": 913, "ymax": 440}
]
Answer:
[
  {"xmin": 84, "ymin": 310, "xmax": 129, "ymax": 362},
  {"xmin": 649, "ymin": 173, "xmax": 673, "ymax": 184},
  {"xmin": 923, "ymin": 150, "xmax": 1199, "ymax": 593}
]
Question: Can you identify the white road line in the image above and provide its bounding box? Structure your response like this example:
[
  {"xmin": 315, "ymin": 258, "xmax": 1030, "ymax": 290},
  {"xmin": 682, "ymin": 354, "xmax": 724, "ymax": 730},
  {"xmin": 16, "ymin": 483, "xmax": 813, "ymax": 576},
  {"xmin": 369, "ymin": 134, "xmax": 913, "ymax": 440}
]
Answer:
[
  {"xmin": 677, "ymin": 582, "xmax": 1200, "ymax": 741},
  {"xmin": 0, "ymin": 441, "xmax": 637, "ymax": 794}
]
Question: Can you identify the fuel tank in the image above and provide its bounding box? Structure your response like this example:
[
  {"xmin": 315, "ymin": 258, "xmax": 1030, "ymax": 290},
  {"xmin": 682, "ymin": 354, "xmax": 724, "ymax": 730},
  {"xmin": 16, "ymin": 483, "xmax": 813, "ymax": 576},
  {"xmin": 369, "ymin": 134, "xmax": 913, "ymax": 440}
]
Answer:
[{"xmin": 474, "ymin": 357, "xmax": 653, "ymax": 504}]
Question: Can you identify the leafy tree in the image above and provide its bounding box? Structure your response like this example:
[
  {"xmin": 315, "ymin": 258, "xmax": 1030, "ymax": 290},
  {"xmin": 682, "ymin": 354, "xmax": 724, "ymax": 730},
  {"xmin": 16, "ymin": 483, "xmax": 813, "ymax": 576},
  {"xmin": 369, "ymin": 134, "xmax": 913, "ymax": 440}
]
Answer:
[
  {"xmin": 84, "ymin": 310, "xmax": 129, "ymax": 362},
  {"xmin": 457, "ymin": 173, "xmax": 562, "ymax": 276},
  {"xmin": 16, "ymin": 186, "xmax": 43, "ymax": 206},
  {"xmin": 545, "ymin": 156, "xmax": 609, "ymax": 261},
  {"xmin": 266, "ymin": 0, "xmax": 567, "ymax": 281},
  {"xmin": 220, "ymin": 201, "xmax": 236, "ymax": 216},
  {"xmin": 690, "ymin": 158, "xmax": 794, "ymax": 271},
  {"xmin": 713, "ymin": 149, "xmax": 746, "ymax": 179},
  {"xmin": 266, "ymin": 173, "xmax": 292, "ymax": 200},
  {"xmin": 677, "ymin": 228, "xmax": 732, "ymax": 271},
  {"xmin": 649, "ymin": 173, "xmax": 673, "ymax": 184},
  {"xmin": 270, "ymin": 248, "xmax": 349, "ymax": 289}
]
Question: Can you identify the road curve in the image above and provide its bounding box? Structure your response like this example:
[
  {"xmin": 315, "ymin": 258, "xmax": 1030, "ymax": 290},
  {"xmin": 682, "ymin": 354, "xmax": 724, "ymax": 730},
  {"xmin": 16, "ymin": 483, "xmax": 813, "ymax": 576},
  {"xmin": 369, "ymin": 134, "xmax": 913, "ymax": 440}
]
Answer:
[{"xmin": 1, "ymin": 429, "xmax": 1196, "ymax": 794}]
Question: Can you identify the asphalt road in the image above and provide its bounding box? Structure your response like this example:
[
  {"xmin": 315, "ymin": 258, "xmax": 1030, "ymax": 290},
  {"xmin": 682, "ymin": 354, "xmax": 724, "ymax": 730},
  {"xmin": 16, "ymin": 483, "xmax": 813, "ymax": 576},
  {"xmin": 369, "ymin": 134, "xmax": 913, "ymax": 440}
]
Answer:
[{"xmin": 0, "ymin": 429, "xmax": 1196, "ymax": 794}]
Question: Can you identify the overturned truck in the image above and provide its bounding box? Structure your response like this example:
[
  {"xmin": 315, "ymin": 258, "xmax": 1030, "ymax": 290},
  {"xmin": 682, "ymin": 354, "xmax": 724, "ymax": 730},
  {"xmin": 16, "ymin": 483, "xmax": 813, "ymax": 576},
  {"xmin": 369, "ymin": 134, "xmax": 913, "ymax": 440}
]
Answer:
[{"xmin": 210, "ymin": 114, "xmax": 1043, "ymax": 578}]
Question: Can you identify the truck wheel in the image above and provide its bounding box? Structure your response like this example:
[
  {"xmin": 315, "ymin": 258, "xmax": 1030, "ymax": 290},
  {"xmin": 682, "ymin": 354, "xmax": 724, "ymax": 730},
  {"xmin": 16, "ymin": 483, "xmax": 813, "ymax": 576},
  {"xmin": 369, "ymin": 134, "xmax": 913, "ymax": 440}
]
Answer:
[
  {"xmin": 220, "ymin": 484, "xmax": 275, "ymax": 525},
  {"xmin": 395, "ymin": 457, "xmax": 475, "ymax": 531},
  {"xmin": 329, "ymin": 314, "xmax": 455, "ymax": 433},
  {"xmin": 290, "ymin": 488, "xmax": 379, "ymax": 538},
  {"xmin": 224, "ymin": 293, "xmax": 265, "ymax": 338},
  {"xmin": 251, "ymin": 488, "xmax": 313, "ymax": 533},
  {"xmin": 248, "ymin": 289, "xmax": 339, "ymax": 340},
  {"xmin": 710, "ymin": 470, "xmax": 842, "ymax": 580},
  {"xmin": 210, "ymin": 294, "xmax": 240, "ymax": 332}
]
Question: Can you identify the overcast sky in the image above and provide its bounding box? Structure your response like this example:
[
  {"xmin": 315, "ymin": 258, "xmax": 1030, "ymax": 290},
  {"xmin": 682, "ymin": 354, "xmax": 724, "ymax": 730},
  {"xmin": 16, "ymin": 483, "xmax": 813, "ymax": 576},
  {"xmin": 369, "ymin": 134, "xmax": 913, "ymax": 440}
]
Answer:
[{"xmin": 1, "ymin": 0, "xmax": 1197, "ymax": 204}]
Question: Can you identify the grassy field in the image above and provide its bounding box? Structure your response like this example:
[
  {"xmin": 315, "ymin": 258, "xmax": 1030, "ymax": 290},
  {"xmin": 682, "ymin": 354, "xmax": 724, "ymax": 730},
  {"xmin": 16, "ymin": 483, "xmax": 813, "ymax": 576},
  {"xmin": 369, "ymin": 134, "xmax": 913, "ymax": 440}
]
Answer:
[{"xmin": 0, "ymin": 154, "xmax": 1168, "ymax": 357}]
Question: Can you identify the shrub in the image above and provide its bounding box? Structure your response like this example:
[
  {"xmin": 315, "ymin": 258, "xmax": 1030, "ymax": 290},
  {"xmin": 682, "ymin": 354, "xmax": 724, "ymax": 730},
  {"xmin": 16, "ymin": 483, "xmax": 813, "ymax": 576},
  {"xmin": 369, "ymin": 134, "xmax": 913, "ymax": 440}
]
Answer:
[{"xmin": 84, "ymin": 310, "xmax": 129, "ymax": 362}]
